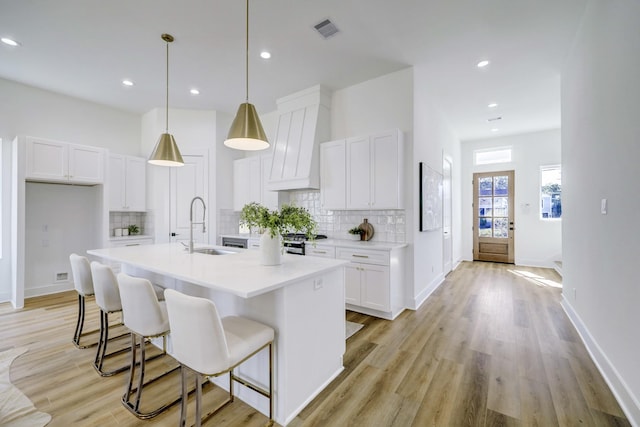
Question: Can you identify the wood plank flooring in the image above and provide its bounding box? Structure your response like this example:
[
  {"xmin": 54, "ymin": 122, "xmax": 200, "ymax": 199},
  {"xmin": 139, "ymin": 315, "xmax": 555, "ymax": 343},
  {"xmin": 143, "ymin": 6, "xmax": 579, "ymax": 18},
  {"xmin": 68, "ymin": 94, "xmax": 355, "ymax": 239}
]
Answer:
[{"xmin": 0, "ymin": 262, "xmax": 630, "ymax": 426}]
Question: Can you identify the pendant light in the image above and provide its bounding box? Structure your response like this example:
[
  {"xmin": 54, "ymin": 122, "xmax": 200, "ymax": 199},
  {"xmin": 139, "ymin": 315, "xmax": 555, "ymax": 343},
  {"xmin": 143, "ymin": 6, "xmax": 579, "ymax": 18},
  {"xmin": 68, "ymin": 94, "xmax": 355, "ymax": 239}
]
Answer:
[
  {"xmin": 149, "ymin": 33, "xmax": 184, "ymax": 167},
  {"xmin": 224, "ymin": 0, "xmax": 269, "ymax": 151}
]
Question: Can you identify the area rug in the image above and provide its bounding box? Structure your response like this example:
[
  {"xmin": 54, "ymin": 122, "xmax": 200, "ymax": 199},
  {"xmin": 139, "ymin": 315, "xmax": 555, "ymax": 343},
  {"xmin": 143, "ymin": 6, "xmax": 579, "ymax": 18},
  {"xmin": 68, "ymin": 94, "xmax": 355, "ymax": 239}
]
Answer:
[
  {"xmin": 0, "ymin": 347, "xmax": 51, "ymax": 427},
  {"xmin": 346, "ymin": 321, "xmax": 364, "ymax": 340}
]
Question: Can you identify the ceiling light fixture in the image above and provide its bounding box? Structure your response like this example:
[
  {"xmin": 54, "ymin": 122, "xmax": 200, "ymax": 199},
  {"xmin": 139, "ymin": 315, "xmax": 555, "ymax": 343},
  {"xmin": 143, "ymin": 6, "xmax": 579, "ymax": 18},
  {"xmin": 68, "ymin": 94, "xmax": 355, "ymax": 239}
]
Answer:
[
  {"xmin": 491, "ymin": 128, "xmax": 499, "ymax": 132},
  {"xmin": 488, "ymin": 103, "xmax": 498, "ymax": 108},
  {"xmin": 190, "ymin": 88, "xmax": 200, "ymax": 95},
  {"xmin": 260, "ymin": 51, "xmax": 271, "ymax": 59},
  {"xmin": 224, "ymin": 0, "xmax": 269, "ymax": 151},
  {"xmin": 122, "ymin": 79, "xmax": 134, "ymax": 86},
  {"xmin": 1, "ymin": 37, "xmax": 20, "ymax": 47},
  {"xmin": 477, "ymin": 60, "xmax": 490, "ymax": 68},
  {"xmin": 148, "ymin": 34, "xmax": 184, "ymax": 167}
]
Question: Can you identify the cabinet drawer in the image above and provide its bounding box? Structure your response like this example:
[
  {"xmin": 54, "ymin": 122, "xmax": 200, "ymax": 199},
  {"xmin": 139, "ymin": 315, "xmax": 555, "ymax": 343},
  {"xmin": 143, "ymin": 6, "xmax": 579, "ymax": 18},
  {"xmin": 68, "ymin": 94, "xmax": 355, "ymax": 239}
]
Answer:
[
  {"xmin": 336, "ymin": 247, "xmax": 389, "ymax": 265},
  {"xmin": 305, "ymin": 245, "xmax": 336, "ymax": 258}
]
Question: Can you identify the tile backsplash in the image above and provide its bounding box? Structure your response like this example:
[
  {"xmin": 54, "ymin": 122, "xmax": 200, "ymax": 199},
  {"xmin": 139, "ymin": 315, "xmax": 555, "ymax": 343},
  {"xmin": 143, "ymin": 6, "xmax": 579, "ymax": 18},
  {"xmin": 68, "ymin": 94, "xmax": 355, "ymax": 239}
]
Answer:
[
  {"xmin": 109, "ymin": 211, "xmax": 150, "ymax": 237},
  {"xmin": 222, "ymin": 191, "xmax": 406, "ymax": 243}
]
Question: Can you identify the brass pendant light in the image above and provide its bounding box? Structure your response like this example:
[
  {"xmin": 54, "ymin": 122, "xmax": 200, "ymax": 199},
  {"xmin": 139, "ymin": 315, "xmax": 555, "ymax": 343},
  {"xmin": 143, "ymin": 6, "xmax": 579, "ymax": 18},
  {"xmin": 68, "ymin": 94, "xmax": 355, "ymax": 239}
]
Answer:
[
  {"xmin": 224, "ymin": 0, "xmax": 269, "ymax": 151},
  {"xmin": 149, "ymin": 33, "xmax": 184, "ymax": 167}
]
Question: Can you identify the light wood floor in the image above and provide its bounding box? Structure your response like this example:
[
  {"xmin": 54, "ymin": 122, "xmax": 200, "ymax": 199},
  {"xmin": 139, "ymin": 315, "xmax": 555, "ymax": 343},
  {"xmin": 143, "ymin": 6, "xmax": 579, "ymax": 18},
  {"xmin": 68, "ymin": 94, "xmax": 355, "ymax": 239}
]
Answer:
[{"xmin": 0, "ymin": 262, "xmax": 630, "ymax": 426}]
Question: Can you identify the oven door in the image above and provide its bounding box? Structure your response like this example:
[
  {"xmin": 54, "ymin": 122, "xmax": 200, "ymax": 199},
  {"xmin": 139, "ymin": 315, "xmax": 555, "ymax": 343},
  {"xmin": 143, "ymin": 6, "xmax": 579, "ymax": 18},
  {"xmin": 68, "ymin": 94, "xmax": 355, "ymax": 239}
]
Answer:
[{"xmin": 283, "ymin": 241, "xmax": 305, "ymax": 255}]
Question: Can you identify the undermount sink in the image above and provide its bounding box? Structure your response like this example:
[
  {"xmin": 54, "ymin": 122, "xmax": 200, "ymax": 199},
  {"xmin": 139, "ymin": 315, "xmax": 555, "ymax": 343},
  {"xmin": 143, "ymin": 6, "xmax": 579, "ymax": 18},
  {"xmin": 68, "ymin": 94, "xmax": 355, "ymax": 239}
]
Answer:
[{"xmin": 193, "ymin": 248, "xmax": 235, "ymax": 256}]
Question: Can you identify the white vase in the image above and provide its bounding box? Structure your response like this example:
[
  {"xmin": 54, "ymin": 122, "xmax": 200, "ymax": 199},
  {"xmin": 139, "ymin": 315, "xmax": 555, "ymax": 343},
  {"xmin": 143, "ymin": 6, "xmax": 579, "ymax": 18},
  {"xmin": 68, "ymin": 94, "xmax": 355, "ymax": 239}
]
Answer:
[{"xmin": 260, "ymin": 231, "xmax": 282, "ymax": 266}]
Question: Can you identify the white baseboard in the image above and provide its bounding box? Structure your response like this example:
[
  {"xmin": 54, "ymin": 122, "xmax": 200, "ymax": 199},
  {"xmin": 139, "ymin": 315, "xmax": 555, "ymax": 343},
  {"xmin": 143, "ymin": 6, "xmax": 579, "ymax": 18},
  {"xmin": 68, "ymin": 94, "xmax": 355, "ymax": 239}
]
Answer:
[
  {"xmin": 411, "ymin": 273, "xmax": 445, "ymax": 310},
  {"xmin": 562, "ymin": 296, "xmax": 640, "ymax": 426},
  {"xmin": 24, "ymin": 282, "xmax": 74, "ymax": 298},
  {"xmin": 0, "ymin": 292, "xmax": 10, "ymax": 304},
  {"xmin": 515, "ymin": 258, "xmax": 555, "ymax": 268}
]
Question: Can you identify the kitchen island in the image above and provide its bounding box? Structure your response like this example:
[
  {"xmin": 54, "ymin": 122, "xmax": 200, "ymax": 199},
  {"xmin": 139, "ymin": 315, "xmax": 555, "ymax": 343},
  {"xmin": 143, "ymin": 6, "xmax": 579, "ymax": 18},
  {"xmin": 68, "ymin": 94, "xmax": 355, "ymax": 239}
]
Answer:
[{"xmin": 88, "ymin": 243, "xmax": 348, "ymax": 426}]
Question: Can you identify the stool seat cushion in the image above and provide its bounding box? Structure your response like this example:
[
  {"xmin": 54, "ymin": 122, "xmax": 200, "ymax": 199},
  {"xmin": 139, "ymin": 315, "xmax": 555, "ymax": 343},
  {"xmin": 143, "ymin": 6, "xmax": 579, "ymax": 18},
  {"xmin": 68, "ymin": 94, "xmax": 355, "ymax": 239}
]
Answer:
[{"xmin": 222, "ymin": 316, "xmax": 275, "ymax": 370}]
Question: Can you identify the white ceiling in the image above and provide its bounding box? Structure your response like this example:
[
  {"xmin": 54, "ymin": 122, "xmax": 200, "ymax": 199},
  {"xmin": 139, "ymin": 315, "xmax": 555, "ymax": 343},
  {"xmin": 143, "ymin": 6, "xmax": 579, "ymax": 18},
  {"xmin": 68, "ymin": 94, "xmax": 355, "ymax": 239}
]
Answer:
[{"xmin": 0, "ymin": 0, "xmax": 586, "ymax": 141}]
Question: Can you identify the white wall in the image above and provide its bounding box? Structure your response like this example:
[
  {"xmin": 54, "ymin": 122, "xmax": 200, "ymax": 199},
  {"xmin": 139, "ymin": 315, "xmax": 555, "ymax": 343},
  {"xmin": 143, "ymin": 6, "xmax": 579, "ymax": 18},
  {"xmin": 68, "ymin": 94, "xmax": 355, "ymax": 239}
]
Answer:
[
  {"xmin": 461, "ymin": 129, "xmax": 562, "ymax": 267},
  {"xmin": 0, "ymin": 78, "xmax": 141, "ymax": 303},
  {"xmin": 413, "ymin": 63, "xmax": 461, "ymax": 308},
  {"xmin": 561, "ymin": 0, "xmax": 640, "ymax": 424}
]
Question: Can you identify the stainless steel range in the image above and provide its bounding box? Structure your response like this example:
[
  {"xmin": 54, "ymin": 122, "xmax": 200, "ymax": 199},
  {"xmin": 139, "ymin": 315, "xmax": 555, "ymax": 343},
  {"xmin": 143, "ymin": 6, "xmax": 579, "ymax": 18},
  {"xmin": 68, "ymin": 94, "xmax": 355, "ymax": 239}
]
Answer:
[{"xmin": 282, "ymin": 233, "xmax": 327, "ymax": 255}]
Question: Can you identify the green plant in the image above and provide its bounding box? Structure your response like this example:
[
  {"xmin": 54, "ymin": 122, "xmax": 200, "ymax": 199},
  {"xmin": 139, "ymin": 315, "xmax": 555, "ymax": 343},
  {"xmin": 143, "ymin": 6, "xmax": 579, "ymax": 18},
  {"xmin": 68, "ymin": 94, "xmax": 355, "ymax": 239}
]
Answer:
[
  {"xmin": 127, "ymin": 224, "xmax": 140, "ymax": 235},
  {"xmin": 240, "ymin": 202, "xmax": 317, "ymax": 239},
  {"xmin": 348, "ymin": 226, "xmax": 363, "ymax": 235}
]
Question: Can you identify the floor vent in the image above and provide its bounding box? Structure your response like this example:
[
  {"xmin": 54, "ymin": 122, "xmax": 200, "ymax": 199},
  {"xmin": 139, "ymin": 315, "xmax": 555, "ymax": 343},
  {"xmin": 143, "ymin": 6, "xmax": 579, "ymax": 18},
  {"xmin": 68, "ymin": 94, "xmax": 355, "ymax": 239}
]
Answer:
[{"xmin": 314, "ymin": 19, "xmax": 339, "ymax": 39}]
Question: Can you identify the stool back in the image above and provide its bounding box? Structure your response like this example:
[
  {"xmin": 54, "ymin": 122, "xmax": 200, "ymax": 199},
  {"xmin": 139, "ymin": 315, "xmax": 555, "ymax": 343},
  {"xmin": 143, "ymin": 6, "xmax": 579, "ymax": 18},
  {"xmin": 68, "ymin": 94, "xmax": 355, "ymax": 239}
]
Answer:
[
  {"xmin": 69, "ymin": 253, "xmax": 94, "ymax": 296},
  {"xmin": 117, "ymin": 273, "xmax": 169, "ymax": 337},
  {"xmin": 165, "ymin": 289, "xmax": 230, "ymax": 375},
  {"xmin": 90, "ymin": 262, "xmax": 122, "ymax": 313}
]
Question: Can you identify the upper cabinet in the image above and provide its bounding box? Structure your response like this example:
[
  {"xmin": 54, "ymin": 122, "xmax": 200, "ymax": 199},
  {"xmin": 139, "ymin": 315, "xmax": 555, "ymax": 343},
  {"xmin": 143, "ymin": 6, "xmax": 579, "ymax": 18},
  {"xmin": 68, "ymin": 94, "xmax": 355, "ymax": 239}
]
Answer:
[
  {"xmin": 233, "ymin": 156, "xmax": 282, "ymax": 211},
  {"xmin": 320, "ymin": 129, "xmax": 404, "ymax": 210},
  {"xmin": 267, "ymin": 85, "xmax": 331, "ymax": 191},
  {"xmin": 108, "ymin": 154, "xmax": 146, "ymax": 211},
  {"xmin": 25, "ymin": 137, "xmax": 104, "ymax": 184}
]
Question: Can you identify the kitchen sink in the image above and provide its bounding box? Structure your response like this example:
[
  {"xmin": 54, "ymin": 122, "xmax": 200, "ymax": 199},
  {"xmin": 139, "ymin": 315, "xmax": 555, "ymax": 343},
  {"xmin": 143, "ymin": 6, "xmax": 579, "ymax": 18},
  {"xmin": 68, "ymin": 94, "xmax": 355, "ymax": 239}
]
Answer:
[{"xmin": 193, "ymin": 248, "xmax": 235, "ymax": 255}]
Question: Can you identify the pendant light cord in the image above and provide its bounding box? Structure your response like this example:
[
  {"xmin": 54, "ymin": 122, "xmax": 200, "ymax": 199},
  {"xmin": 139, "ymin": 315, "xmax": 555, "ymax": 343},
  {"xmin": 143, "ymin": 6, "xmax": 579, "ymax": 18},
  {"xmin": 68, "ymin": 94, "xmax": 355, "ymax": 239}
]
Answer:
[
  {"xmin": 245, "ymin": 0, "xmax": 249, "ymax": 102},
  {"xmin": 166, "ymin": 40, "xmax": 170, "ymax": 133}
]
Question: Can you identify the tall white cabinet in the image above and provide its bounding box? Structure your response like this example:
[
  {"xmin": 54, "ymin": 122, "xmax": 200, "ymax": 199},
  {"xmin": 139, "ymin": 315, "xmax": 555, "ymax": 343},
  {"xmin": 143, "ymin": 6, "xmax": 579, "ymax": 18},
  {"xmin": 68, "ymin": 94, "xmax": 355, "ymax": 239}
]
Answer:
[
  {"xmin": 108, "ymin": 154, "xmax": 146, "ymax": 211},
  {"xmin": 233, "ymin": 156, "xmax": 280, "ymax": 211},
  {"xmin": 320, "ymin": 129, "xmax": 404, "ymax": 210}
]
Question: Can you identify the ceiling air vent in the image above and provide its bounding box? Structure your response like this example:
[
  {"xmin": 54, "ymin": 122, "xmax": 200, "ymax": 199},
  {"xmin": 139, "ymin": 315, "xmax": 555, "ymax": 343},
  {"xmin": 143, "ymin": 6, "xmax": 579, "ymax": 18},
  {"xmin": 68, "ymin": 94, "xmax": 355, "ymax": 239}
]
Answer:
[
  {"xmin": 487, "ymin": 116, "xmax": 502, "ymax": 122},
  {"xmin": 314, "ymin": 19, "xmax": 339, "ymax": 39}
]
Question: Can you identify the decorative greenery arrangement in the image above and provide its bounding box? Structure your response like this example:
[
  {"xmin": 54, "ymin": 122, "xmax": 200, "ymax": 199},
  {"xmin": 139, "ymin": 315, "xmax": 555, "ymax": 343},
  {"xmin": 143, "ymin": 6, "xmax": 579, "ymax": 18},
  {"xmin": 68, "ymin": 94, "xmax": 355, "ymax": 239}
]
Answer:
[
  {"xmin": 240, "ymin": 202, "xmax": 317, "ymax": 239},
  {"xmin": 348, "ymin": 226, "xmax": 363, "ymax": 235},
  {"xmin": 127, "ymin": 224, "xmax": 140, "ymax": 235}
]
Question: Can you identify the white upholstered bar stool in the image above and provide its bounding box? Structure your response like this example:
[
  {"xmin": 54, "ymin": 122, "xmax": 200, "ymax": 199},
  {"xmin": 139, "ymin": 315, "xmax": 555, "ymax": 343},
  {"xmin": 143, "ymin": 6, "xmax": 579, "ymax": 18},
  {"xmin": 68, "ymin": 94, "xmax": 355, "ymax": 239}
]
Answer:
[
  {"xmin": 117, "ymin": 272, "xmax": 180, "ymax": 419},
  {"xmin": 69, "ymin": 253, "xmax": 99, "ymax": 348},
  {"xmin": 164, "ymin": 289, "xmax": 275, "ymax": 427},
  {"xmin": 90, "ymin": 261, "xmax": 132, "ymax": 376}
]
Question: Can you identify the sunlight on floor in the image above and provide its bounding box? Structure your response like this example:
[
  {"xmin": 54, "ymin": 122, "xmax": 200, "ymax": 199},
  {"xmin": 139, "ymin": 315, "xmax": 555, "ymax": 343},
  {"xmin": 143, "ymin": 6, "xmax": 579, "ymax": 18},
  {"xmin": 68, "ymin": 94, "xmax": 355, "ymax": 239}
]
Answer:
[{"xmin": 508, "ymin": 269, "xmax": 563, "ymax": 289}]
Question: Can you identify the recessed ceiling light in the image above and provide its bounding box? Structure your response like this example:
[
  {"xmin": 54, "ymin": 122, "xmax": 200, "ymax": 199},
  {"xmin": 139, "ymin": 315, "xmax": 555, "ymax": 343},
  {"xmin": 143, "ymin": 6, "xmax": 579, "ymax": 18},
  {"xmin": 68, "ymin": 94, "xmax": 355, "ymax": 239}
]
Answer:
[
  {"xmin": 260, "ymin": 51, "xmax": 271, "ymax": 59},
  {"xmin": 1, "ymin": 37, "xmax": 20, "ymax": 47},
  {"xmin": 190, "ymin": 88, "xmax": 200, "ymax": 95},
  {"xmin": 491, "ymin": 128, "xmax": 499, "ymax": 132},
  {"xmin": 122, "ymin": 79, "xmax": 134, "ymax": 87},
  {"xmin": 477, "ymin": 60, "xmax": 490, "ymax": 68},
  {"xmin": 488, "ymin": 103, "xmax": 498, "ymax": 108}
]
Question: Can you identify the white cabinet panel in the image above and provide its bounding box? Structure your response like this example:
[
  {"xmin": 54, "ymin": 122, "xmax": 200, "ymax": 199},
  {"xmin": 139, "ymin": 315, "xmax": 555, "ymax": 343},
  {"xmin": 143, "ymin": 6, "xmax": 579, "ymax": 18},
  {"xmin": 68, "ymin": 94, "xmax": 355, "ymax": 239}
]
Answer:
[
  {"xmin": 370, "ymin": 131, "xmax": 402, "ymax": 209},
  {"xmin": 108, "ymin": 155, "xmax": 126, "ymax": 209},
  {"xmin": 344, "ymin": 264, "xmax": 361, "ymax": 306},
  {"xmin": 109, "ymin": 154, "xmax": 146, "ymax": 211},
  {"xmin": 69, "ymin": 144, "xmax": 104, "ymax": 183},
  {"xmin": 305, "ymin": 244, "xmax": 336, "ymax": 258},
  {"xmin": 261, "ymin": 157, "xmax": 279, "ymax": 210},
  {"xmin": 360, "ymin": 264, "xmax": 390, "ymax": 312},
  {"xmin": 25, "ymin": 137, "xmax": 104, "ymax": 184},
  {"xmin": 346, "ymin": 136, "xmax": 371, "ymax": 209},
  {"xmin": 320, "ymin": 140, "xmax": 346, "ymax": 210},
  {"xmin": 234, "ymin": 156, "xmax": 279, "ymax": 211}
]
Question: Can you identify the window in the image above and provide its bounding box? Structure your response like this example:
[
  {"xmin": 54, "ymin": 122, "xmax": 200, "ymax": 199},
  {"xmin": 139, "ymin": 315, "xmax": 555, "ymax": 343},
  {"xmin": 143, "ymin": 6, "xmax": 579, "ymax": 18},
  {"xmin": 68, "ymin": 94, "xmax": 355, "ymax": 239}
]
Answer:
[
  {"xmin": 474, "ymin": 147, "xmax": 512, "ymax": 165},
  {"xmin": 541, "ymin": 165, "xmax": 561, "ymax": 219}
]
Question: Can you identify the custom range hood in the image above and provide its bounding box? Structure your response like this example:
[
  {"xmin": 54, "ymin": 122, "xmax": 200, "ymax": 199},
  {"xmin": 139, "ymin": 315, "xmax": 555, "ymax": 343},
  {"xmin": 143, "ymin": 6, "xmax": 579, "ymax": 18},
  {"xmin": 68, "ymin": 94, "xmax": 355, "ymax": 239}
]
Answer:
[{"xmin": 266, "ymin": 85, "xmax": 331, "ymax": 191}]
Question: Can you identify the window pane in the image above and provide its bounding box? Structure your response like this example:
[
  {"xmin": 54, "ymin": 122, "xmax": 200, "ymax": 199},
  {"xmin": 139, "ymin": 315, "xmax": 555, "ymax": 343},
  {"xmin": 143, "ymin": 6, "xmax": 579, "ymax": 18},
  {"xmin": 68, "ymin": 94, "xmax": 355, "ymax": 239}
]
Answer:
[
  {"xmin": 541, "ymin": 166, "xmax": 562, "ymax": 219},
  {"xmin": 494, "ymin": 218, "xmax": 508, "ymax": 238},
  {"xmin": 479, "ymin": 218, "xmax": 492, "ymax": 237},
  {"xmin": 494, "ymin": 176, "xmax": 508, "ymax": 196},
  {"xmin": 494, "ymin": 197, "xmax": 508, "ymax": 216},
  {"xmin": 475, "ymin": 148, "xmax": 512, "ymax": 165},
  {"xmin": 479, "ymin": 177, "xmax": 492, "ymax": 196}
]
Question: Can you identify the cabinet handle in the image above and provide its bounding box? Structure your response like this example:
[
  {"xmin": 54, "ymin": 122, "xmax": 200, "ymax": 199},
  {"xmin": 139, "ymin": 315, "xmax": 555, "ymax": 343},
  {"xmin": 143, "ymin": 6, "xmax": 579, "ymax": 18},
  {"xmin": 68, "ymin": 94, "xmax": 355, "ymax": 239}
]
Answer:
[
  {"xmin": 313, "ymin": 250, "xmax": 327, "ymax": 254},
  {"xmin": 352, "ymin": 254, "xmax": 369, "ymax": 258},
  {"xmin": 125, "ymin": 243, "xmax": 140, "ymax": 246}
]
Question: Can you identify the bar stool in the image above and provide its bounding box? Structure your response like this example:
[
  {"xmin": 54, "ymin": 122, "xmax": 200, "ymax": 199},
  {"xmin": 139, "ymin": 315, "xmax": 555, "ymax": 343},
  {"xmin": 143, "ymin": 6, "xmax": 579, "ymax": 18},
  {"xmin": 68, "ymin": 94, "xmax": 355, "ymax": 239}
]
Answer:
[
  {"xmin": 117, "ymin": 272, "xmax": 181, "ymax": 419},
  {"xmin": 69, "ymin": 253, "xmax": 99, "ymax": 348},
  {"xmin": 90, "ymin": 261, "xmax": 133, "ymax": 376},
  {"xmin": 164, "ymin": 289, "xmax": 275, "ymax": 427}
]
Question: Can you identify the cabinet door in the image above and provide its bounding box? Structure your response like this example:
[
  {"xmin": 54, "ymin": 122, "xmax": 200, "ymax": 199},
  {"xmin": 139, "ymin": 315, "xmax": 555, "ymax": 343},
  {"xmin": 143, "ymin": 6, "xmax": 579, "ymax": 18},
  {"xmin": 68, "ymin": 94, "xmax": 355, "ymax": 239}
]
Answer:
[
  {"xmin": 233, "ymin": 157, "xmax": 262, "ymax": 211},
  {"xmin": 346, "ymin": 135, "xmax": 371, "ymax": 209},
  {"xmin": 370, "ymin": 130, "xmax": 401, "ymax": 209},
  {"xmin": 68, "ymin": 144, "xmax": 104, "ymax": 183},
  {"xmin": 108, "ymin": 154, "xmax": 126, "ymax": 210},
  {"xmin": 125, "ymin": 156, "xmax": 146, "ymax": 211},
  {"xmin": 25, "ymin": 138, "xmax": 68, "ymax": 181},
  {"xmin": 360, "ymin": 264, "xmax": 390, "ymax": 312},
  {"xmin": 320, "ymin": 140, "xmax": 346, "ymax": 210},
  {"xmin": 344, "ymin": 264, "xmax": 362, "ymax": 305},
  {"xmin": 261, "ymin": 156, "xmax": 279, "ymax": 210}
]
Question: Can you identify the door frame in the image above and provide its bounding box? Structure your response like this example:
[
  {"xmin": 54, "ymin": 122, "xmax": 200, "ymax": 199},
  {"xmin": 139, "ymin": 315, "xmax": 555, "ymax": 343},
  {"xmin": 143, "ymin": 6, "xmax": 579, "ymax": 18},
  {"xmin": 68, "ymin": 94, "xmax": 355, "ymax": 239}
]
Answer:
[{"xmin": 442, "ymin": 154, "xmax": 453, "ymax": 274}]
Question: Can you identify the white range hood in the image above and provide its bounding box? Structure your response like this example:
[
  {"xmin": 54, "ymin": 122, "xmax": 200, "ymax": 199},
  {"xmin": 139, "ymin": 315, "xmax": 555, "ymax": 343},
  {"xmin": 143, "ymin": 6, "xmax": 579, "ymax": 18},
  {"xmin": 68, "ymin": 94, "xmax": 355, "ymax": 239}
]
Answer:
[{"xmin": 267, "ymin": 85, "xmax": 331, "ymax": 191}]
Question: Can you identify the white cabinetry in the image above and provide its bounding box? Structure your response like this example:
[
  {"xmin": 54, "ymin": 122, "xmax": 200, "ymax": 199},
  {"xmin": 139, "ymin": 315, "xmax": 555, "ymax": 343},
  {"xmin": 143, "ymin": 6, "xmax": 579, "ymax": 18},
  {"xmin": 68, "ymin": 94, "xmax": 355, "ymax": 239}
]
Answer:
[
  {"xmin": 305, "ymin": 244, "xmax": 336, "ymax": 258},
  {"xmin": 320, "ymin": 129, "xmax": 403, "ymax": 211},
  {"xmin": 337, "ymin": 245, "xmax": 405, "ymax": 320},
  {"xmin": 233, "ymin": 156, "xmax": 281, "ymax": 211},
  {"xmin": 109, "ymin": 236, "xmax": 154, "ymax": 248},
  {"xmin": 320, "ymin": 140, "xmax": 346, "ymax": 210},
  {"xmin": 25, "ymin": 137, "xmax": 104, "ymax": 184},
  {"xmin": 108, "ymin": 154, "xmax": 146, "ymax": 211}
]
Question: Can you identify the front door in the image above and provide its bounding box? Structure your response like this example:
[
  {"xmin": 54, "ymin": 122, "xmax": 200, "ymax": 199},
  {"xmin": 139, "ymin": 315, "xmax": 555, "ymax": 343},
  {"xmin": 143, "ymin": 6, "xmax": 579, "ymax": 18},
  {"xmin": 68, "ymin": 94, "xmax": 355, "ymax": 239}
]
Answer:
[{"xmin": 473, "ymin": 170, "xmax": 514, "ymax": 263}]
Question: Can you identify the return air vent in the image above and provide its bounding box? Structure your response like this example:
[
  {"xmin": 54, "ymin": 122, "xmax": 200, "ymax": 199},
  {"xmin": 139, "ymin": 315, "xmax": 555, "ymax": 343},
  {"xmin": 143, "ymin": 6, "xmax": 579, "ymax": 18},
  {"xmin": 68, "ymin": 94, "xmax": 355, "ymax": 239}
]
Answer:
[
  {"xmin": 55, "ymin": 272, "xmax": 68, "ymax": 282},
  {"xmin": 314, "ymin": 19, "xmax": 339, "ymax": 39}
]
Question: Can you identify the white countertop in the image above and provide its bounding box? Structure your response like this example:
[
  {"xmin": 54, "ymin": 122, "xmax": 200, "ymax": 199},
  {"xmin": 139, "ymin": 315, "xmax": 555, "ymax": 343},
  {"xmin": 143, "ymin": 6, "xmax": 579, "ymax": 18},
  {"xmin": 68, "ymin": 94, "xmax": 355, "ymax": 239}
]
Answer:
[{"xmin": 88, "ymin": 243, "xmax": 347, "ymax": 298}]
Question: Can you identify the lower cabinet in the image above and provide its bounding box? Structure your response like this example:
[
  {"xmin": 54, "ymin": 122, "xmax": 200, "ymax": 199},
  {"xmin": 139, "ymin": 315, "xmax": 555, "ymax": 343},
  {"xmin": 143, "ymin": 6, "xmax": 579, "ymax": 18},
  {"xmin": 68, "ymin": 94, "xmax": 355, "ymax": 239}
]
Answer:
[{"xmin": 344, "ymin": 263, "xmax": 390, "ymax": 312}]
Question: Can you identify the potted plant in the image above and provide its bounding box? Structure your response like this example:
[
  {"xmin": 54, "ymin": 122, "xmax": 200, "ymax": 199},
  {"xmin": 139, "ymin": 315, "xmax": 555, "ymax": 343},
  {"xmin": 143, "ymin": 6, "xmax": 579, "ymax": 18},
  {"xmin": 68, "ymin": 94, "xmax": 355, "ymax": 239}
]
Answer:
[
  {"xmin": 348, "ymin": 226, "xmax": 363, "ymax": 240},
  {"xmin": 127, "ymin": 224, "xmax": 140, "ymax": 235},
  {"xmin": 240, "ymin": 202, "xmax": 317, "ymax": 265}
]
